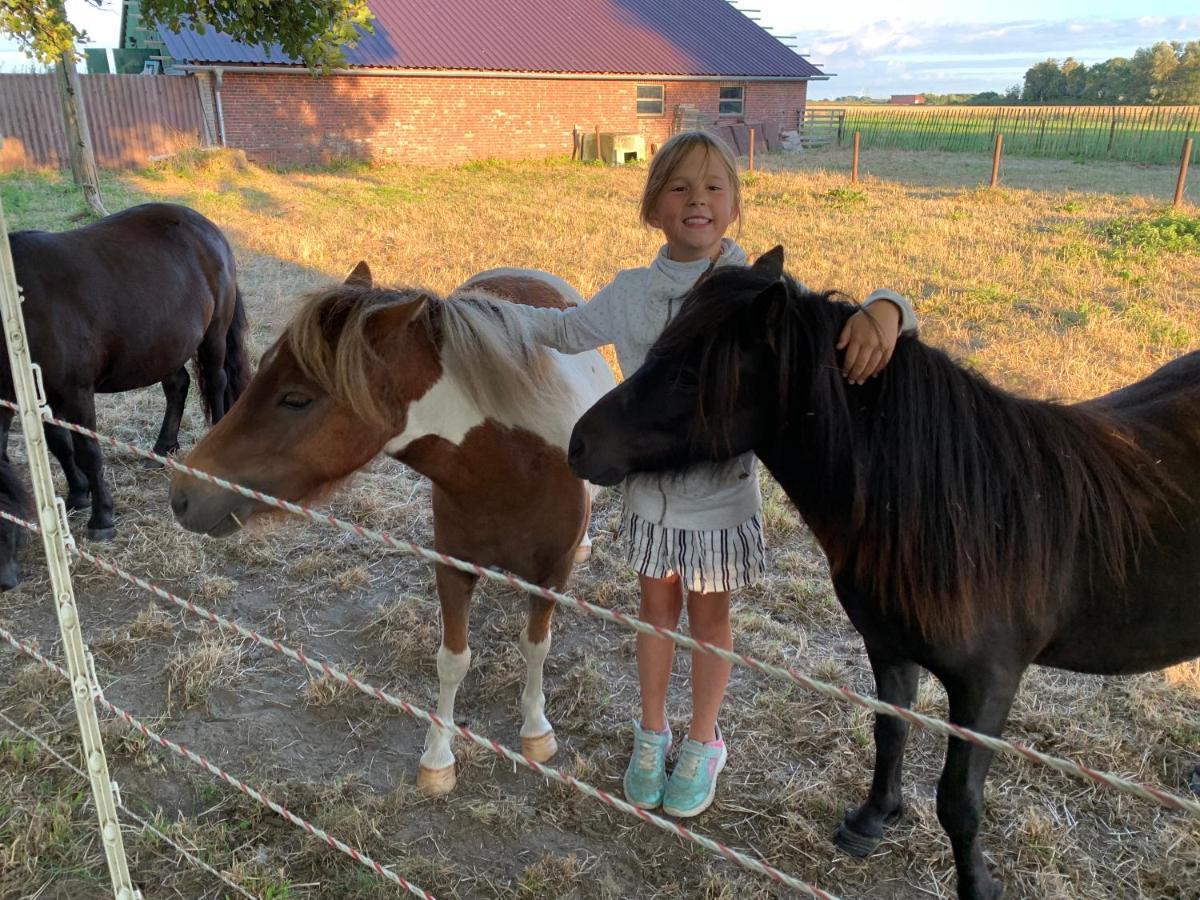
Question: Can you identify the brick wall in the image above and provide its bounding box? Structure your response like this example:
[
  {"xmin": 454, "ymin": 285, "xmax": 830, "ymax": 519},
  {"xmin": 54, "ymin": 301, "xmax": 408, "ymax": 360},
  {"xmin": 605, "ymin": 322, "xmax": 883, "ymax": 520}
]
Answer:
[{"xmin": 217, "ymin": 72, "xmax": 808, "ymax": 166}]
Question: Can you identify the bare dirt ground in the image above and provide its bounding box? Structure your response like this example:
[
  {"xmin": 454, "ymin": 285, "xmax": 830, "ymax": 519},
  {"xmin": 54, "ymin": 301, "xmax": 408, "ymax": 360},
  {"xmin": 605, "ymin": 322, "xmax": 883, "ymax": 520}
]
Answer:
[{"xmin": 0, "ymin": 155, "xmax": 1197, "ymax": 899}]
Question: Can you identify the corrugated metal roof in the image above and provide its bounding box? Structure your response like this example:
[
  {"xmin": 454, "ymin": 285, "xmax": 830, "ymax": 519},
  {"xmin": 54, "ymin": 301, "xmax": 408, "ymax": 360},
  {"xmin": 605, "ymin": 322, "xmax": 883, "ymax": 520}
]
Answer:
[{"xmin": 159, "ymin": 0, "xmax": 824, "ymax": 79}]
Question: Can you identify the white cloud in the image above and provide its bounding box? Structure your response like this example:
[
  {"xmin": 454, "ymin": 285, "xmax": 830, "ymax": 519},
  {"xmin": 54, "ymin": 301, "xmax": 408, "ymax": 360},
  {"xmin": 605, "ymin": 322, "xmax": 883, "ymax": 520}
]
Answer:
[{"xmin": 795, "ymin": 16, "xmax": 1200, "ymax": 98}]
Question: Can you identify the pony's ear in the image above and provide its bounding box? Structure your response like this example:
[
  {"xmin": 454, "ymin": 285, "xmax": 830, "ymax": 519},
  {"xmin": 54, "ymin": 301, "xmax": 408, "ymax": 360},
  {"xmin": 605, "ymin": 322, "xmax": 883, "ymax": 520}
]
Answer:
[
  {"xmin": 344, "ymin": 260, "xmax": 373, "ymax": 287},
  {"xmin": 374, "ymin": 293, "xmax": 429, "ymax": 334},
  {"xmin": 752, "ymin": 246, "xmax": 785, "ymax": 279}
]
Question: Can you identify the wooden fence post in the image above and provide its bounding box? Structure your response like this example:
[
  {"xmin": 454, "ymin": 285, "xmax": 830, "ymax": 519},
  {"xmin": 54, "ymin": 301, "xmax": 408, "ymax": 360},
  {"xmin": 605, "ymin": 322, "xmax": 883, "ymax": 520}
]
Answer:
[
  {"xmin": 990, "ymin": 133, "xmax": 1003, "ymax": 188},
  {"xmin": 748, "ymin": 129, "xmax": 755, "ymax": 171},
  {"xmin": 851, "ymin": 131, "xmax": 860, "ymax": 184},
  {"xmin": 1174, "ymin": 137, "xmax": 1193, "ymax": 208}
]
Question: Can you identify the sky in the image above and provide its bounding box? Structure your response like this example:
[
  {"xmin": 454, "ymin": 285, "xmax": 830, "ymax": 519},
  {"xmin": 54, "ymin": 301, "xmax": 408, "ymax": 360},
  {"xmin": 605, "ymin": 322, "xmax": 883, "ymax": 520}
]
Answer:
[
  {"xmin": 743, "ymin": 1, "xmax": 1200, "ymax": 99},
  {"xmin": 0, "ymin": 1, "xmax": 1197, "ymax": 100}
]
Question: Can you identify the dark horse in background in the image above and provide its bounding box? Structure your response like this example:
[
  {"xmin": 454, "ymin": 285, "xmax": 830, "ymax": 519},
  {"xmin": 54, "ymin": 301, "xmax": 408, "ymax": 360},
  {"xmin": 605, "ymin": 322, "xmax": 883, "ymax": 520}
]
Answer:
[
  {"xmin": 567, "ymin": 247, "xmax": 1200, "ymax": 900},
  {"xmin": 2, "ymin": 203, "xmax": 250, "ymax": 542}
]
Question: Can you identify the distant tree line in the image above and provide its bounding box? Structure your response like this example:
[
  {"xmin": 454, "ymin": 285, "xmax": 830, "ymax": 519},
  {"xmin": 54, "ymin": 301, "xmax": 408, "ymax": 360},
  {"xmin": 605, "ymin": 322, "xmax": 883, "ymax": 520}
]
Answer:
[
  {"xmin": 1016, "ymin": 41, "xmax": 1200, "ymax": 104},
  {"xmin": 826, "ymin": 39, "xmax": 1199, "ymax": 106}
]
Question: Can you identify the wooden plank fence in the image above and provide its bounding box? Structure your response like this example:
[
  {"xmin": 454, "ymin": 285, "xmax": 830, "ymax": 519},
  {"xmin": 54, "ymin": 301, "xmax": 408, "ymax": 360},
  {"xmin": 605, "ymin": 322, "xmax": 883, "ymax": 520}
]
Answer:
[
  {"xmin": 824, "ymin": 104, "xmax": 1200, "ymax": 165},
  {"xmin": 0, "ymin": 73, "xmax": 210, "ymax": 171}
]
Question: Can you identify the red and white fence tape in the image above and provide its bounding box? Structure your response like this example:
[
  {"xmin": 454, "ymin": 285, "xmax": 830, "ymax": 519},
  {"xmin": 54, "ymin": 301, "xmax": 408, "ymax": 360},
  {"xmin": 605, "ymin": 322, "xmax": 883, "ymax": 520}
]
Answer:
[
  {"xmin": 0, "ymin": 623, "xmax": 436, "ymax": 900},
  {"xmin": 0, "ymin": 512, "xmax": 840, "ymax": 898},
  {"xmin": 3, "ymin": 404, "xmax": 1195, "ymax": 821},
  {"xmin": 0, "ymin": 708, "xmax": 258, "ymax": 900}
]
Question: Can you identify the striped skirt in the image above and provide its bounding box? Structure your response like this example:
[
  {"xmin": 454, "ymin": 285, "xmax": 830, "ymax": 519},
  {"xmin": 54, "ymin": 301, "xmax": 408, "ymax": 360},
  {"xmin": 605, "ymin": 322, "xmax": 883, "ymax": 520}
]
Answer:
[{"xmin": 620, "ymin": 509, "xmax": 767, "ymax": 594}]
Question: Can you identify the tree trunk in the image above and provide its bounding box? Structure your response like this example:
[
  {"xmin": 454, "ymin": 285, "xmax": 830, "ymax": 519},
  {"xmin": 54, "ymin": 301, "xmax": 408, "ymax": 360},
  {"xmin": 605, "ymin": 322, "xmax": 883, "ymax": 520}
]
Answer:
[{"xmin": 54, "ymin": 50, "xmax": 107, "ymax": 217}]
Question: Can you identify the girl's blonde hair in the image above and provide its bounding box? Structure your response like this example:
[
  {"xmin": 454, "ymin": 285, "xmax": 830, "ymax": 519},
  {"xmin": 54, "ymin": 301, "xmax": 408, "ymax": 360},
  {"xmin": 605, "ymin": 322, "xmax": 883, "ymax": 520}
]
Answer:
[{"xmin": 639, "ymin": 130, "xmax": 742, "ymax": 227}]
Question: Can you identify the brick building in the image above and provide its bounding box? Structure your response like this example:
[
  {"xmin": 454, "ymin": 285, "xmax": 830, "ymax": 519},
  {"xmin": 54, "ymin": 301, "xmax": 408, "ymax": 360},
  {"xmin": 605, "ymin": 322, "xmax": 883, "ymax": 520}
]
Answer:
[{"xmin": 157, "ymin": 0, "xmax": 827, "ymax": 166}]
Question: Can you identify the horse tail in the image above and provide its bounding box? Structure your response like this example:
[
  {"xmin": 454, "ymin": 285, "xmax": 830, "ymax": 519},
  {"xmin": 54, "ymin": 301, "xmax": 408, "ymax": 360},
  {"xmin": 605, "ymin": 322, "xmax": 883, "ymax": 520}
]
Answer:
[
  {"xmin": 193, "ymin": 283, "xmax": 251, "ymax": 425},
  {"xmin": 222, "ymin": 286, "xmax": 251, "ymax": 413}
]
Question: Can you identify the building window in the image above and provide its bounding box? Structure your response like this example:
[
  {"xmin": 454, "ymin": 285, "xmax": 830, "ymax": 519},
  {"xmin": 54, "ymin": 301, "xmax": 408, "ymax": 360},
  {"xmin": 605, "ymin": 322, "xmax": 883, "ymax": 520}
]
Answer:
[
  {"xmin": 636, "ymin": 84, "xmax": 665, "ymax": 116},
  {"xmin": 718, "ymin": 85, "xmax": 745, "ymax": 117}
]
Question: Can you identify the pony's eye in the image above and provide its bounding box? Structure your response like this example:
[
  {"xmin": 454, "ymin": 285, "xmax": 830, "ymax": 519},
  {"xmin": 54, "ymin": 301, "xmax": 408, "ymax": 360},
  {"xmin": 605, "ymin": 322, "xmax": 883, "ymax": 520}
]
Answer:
[
  {"xmin": 675, "ymin": 368, "xmax": 701, "ymax": 388},
  {"xmin": 279, "ymin": 392, "xmax": 313, "ymax": 410}
]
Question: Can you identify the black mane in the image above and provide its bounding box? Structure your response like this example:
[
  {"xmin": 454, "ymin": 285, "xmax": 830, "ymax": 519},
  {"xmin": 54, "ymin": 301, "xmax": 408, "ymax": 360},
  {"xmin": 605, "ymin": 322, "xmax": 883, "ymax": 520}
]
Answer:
[{"xmin": 657, "ymin": 267, "xmax": 1167, "ymax": 641}]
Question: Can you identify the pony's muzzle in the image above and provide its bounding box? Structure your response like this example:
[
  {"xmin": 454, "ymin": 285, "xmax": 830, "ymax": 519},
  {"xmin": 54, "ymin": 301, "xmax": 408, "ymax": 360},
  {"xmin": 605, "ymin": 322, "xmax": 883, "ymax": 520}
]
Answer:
[
  {"xmin": 0, "ymin": 561, "xmax": 20, "ymax": 592},
  {"xmin": 567, "ymin": 429, "xmax": 624, "ymax": 487},
  {"xmin": 169, "ymin": 478, "xmax": 250, "ymax": 537},
  {"xmin": 567, "ymin": 432, "xmax": 587, "ymax": 472}
]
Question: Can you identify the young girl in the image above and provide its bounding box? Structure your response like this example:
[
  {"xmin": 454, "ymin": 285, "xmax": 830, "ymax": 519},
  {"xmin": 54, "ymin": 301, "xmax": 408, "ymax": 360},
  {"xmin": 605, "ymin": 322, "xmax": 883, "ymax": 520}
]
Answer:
[{"xmin": 518, "ymin": 130, "xmax": 916, "ymax": 817}]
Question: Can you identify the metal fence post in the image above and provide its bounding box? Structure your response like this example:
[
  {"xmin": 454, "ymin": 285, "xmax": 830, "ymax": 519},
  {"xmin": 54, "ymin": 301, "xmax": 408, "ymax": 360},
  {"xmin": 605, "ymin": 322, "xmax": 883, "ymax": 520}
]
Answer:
[{"xmin": 0, "ymin": 197, "xmax": 140, "ymax": 899}]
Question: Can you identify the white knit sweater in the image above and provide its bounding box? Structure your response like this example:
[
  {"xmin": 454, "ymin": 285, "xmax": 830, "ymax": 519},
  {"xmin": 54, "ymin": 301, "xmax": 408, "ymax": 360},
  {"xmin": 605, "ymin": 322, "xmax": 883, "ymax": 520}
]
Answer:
[{"xmin": 519, "ymin": 240, "xmax": 917, "ymax": 529}]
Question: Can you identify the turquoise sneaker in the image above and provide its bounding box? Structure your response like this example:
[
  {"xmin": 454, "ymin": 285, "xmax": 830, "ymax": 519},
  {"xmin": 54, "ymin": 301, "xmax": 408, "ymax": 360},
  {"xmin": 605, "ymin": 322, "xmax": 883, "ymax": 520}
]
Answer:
[
  {"xmin": 623, "ymin": 720, "xmax": 671, "ymax": 809},
  {"xmin": 662, "ymin": 726, "xmax": 726, "ymax": 818}
]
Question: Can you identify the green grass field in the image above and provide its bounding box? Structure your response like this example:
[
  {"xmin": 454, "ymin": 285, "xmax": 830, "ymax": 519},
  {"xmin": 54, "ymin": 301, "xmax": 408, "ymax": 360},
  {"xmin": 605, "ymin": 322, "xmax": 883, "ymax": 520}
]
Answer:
[{"xmin": 808, "ymin": 104, "xmax": 1200, "ymax": 165}]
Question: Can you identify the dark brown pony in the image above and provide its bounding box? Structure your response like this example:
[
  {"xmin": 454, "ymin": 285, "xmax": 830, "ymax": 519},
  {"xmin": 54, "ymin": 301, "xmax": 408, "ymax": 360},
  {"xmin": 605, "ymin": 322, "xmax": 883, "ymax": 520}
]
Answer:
[
  {"xmin": 0, "ymin": 460, "xmax": 29, "ymax": 591},
  {"xmin": 169, "ymin": 262, "xmax": 614, "ymax": 795},
  {"xmin": 567, "ymin": 247, "xmax": 1200, "ymax": 900},
  {"xmin": 4, "ymin": 203, "xmax": 250, "ymax": 539}
]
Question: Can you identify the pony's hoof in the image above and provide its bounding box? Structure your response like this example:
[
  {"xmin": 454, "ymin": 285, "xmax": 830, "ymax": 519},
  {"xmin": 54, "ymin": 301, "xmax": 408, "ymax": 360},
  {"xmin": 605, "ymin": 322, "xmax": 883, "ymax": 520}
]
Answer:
[
  {"xmin": 522, "ymin": 730, "xmax": 558, "ymax": 763},
  {"xmin": 417, "ymin": 763, "xmax": 457, "ymax": 796},
  {"xmin": 66, "ymin": 493, "xmax": 91, "ymax": 512},
  {"xmin": 87, "ymin": 526, "xmax": 116, "ymax": 542},
  {"xmin": 832, "ymin": 820, "xmax": 882, "ymax": 858},
  {"xmin": 574, "ymin": 543, "xmax": 592, "ymax": 564}
]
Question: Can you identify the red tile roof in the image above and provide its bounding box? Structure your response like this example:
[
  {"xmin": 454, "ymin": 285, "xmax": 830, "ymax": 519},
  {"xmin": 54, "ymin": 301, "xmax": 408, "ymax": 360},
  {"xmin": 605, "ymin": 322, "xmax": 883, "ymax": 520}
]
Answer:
[{"xmin": 160, "ymin": 0, "xmax": 824, "ymax": 79}]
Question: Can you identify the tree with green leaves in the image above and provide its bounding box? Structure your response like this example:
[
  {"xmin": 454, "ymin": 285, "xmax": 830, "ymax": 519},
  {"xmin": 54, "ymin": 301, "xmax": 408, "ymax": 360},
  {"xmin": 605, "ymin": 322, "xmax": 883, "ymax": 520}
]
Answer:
[
  {"xmin": 1083, "ymin": 59, "xmax": 1132, "ymax": 103},
  {"xmin": 138, "ymin": 0, "xmax": 374, "ymax": 71},
  {"xmin": 1061, "ymin": 57, "xmax": 1088, "ymax": 100},
  {"xmin": 0, "ymin": 0, "xmax": 373, "ymax": 216},
  {"xmin": 1022, "ymin": 59, "xmax": 1067, "ymax": 103}
]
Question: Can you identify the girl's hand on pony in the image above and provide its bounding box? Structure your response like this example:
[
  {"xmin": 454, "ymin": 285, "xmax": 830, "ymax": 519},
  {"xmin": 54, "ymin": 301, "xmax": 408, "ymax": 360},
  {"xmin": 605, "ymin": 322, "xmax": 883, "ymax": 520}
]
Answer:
[{"xmin": 836, "ymin": 301, "xmax": 903, "ymax": 385}]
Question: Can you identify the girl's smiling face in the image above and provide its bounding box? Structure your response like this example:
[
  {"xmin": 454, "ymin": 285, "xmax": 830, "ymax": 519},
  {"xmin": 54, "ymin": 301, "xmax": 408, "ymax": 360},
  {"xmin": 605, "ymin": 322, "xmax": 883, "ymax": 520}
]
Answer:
[{"xmin": 648, "ymin": 146, "xmax": 739, "ymax": 262}]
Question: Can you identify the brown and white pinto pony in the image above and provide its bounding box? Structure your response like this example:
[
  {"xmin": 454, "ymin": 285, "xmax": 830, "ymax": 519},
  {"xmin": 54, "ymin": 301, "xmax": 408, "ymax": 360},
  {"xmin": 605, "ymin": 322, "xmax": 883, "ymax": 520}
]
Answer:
[{"xmin": 169, "ymin": 262, "xmax": 615, "ymax": 794}]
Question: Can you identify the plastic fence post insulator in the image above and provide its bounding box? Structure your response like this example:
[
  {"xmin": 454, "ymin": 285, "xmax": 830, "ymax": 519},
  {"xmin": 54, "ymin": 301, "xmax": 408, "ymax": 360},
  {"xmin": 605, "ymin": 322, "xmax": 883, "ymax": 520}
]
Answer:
[{"xmin": 0, "ymin": 195, "xmax": 138, "ymax": 896}]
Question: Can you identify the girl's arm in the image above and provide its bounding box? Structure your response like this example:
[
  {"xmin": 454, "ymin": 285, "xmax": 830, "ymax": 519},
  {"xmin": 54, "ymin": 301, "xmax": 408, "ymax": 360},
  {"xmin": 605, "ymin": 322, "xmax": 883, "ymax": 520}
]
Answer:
[
  {"xmin": 837, "ymin": 290, "xmax": 918, "ymax": 385},
  {"xmin": 863, "ymin": 289, "xmax": 918, "ymax": 334},
  {"xmin": 515, "ymin": 280, "xmax": 623, "ymax": 354}
]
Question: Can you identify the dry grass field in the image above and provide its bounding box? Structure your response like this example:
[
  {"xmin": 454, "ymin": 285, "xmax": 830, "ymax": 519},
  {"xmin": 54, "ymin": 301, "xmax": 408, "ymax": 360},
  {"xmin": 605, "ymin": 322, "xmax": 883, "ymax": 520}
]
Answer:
[{"xmin": 0, "ymin": 149, "xmax": 1197, "ymax": 899}]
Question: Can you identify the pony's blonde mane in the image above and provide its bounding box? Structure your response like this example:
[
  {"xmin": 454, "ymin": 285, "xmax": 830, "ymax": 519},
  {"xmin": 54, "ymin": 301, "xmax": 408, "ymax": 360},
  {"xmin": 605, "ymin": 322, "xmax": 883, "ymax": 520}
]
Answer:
[
  {"xmin": 437, "ymin": 287, "xmax": 578, "ymax": 442},
  {"xmin": 286, "ymin": 282, "xmax": 578, "ymax": 440}
]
